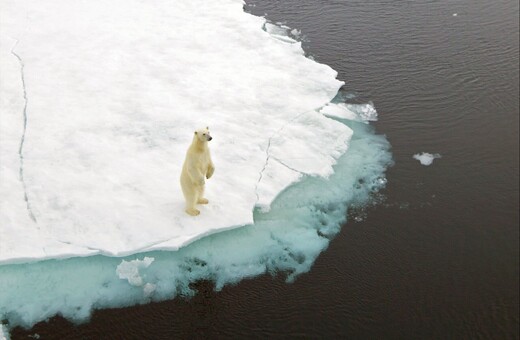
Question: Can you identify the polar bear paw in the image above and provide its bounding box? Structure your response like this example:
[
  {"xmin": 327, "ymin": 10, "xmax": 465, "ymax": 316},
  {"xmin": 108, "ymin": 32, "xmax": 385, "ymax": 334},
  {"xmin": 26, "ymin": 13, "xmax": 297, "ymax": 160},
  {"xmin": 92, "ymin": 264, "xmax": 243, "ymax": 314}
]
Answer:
[
  {"xmin": 186, "ymin": 208, "xmax": 200, "ymax": 216},
  {"xmin": 197, "ymin": 198, "xmax": 209, "ymax": 204}
]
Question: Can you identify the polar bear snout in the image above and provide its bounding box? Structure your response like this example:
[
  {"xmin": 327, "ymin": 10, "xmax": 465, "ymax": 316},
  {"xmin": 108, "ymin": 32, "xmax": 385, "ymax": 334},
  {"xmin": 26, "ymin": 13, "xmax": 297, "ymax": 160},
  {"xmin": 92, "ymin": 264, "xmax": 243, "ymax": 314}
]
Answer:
[{"xmin": 194, "ymin": 128, "xmax": 213, "ymax": 142}]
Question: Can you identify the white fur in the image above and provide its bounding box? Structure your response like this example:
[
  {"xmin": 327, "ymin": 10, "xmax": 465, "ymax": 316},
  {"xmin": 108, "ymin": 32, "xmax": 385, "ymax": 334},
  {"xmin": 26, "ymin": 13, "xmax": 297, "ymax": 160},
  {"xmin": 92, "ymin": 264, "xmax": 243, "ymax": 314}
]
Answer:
[{"xmin": 180, "ymin": 127, "xmax": 215, "ymax": 216}]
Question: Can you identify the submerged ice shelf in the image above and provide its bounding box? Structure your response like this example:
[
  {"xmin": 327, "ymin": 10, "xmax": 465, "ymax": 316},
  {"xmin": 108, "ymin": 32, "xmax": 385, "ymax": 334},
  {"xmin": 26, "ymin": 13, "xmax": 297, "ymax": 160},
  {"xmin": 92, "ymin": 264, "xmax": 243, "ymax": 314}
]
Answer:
[
  {"xmin": 0, "ymin": 120, "xmax": 392, "ymax": 331},
  {"xmin": 0, "ymin": 0, "xmax": 393, "ymax": 334}
]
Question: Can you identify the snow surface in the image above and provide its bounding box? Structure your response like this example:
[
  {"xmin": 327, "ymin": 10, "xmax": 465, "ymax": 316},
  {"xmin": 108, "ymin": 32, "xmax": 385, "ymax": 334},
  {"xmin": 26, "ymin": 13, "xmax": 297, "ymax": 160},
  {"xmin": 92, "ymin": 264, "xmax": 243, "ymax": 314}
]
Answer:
[
  {"xmin": 0, "ymin": 0, "xmax": 350, "ymax": 263},
  {"xmin": 413, "ymin": 152, "xmax": 442, "ymax": 165}
]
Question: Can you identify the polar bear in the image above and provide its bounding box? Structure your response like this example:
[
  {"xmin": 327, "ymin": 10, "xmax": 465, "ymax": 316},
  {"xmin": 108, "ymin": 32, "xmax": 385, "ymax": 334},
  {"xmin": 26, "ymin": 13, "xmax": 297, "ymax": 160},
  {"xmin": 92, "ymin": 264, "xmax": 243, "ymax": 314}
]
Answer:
[{"xmin": 180, "ymin": 127, "xmax": 215, "ymax": 216}]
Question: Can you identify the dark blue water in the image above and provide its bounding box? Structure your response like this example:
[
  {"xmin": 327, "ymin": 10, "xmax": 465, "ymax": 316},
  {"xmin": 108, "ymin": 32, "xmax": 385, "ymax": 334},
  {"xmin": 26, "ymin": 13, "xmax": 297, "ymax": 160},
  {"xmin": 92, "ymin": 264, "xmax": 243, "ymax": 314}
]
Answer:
[{"xmin": 13, "ymin": 0, "xmax": 518, "ymax": 338}]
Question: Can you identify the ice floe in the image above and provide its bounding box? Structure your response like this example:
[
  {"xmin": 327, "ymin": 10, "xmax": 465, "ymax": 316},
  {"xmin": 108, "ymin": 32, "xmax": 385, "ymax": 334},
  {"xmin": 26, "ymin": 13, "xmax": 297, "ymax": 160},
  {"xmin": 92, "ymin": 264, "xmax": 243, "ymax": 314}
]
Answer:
[
  {"xmin": 413, "ymin": 152, "xmax": 442, "ymax": 165},
  {"xmin": 0, "ymin": 0, "xmax": 393, "ymax": 334}
]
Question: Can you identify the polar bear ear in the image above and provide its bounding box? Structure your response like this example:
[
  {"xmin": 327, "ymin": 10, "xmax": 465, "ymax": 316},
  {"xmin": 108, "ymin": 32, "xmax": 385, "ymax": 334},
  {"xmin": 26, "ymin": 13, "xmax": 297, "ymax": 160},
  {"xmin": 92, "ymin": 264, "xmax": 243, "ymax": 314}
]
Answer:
[{"xmin": 206, "ymin": 126, "xmax": 209, "ymax": 130}]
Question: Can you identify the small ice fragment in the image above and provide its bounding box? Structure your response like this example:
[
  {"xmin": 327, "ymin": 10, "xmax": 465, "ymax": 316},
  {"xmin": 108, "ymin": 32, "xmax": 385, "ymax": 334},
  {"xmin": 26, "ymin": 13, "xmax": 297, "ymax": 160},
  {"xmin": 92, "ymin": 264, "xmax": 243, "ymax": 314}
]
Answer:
[
  {"xmin": 264, "ymin": 22, "xmax": 287, "ymax": 36},
  {"xmin": 453, "ymin": 13, "xmax": 458, "ymax": 16},
  {"xmin": 143, "ymin": 283, "xmax": 156, "ymax": 297},
  {"xmin": 413, "ymin": 152, "xmax": 442, "ymax": 166},
  {"xmin": 348, "ymin": 102, "xmax": 378, "ymax": 122},
  {"xmin": 116, "ymin": 257, "xmax": 154, "ymax": 287},
  {"xmin": 319, "ymin": 102, "xmax": 378, "ymax": 122},
  {"xmin": 376, "ymin": 177, "xmax": 387, "ymax": 186},
  {"xmin": 0, "ymin": 324, "xmax": 9, "ymax": 340},
  {"xmin": 290, "ymin": 28, "xmax": 301, "ymax": 37}
]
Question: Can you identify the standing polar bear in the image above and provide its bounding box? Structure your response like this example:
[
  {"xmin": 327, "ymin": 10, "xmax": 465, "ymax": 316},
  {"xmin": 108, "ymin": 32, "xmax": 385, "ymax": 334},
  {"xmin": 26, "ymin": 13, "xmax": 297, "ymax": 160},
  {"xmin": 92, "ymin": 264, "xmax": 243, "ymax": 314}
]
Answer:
[{"xmin": 180, "ymin": 127, "xmax": 215, "ymax": 216}]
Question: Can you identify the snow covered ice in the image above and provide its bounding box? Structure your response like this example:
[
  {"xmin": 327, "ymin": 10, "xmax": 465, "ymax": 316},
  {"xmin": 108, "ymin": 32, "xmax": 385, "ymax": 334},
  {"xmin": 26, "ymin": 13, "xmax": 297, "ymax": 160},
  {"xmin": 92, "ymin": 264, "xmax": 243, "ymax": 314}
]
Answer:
[
  {"xmin": 0, "ymin": 0, "xmax": 350, "ymax": 262},
  {"xmin": 0, "ymin": 0, "xmax": 392, "ymax": 333}
]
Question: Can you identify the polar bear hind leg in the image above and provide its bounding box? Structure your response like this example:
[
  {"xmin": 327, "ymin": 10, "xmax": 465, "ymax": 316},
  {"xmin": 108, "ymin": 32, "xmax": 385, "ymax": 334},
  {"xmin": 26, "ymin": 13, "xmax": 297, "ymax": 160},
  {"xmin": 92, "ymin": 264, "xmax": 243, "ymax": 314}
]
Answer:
[
  {"xmin": 182, "ymin": 183, "xmax": 200, "ymax": 216},
  {"xmin": 185, "ymin": 195, "xmax": 200, "ymax": 215},
  {"xmin": 197, "ymin": 185, "xmax": 209, "ymax": 204}
]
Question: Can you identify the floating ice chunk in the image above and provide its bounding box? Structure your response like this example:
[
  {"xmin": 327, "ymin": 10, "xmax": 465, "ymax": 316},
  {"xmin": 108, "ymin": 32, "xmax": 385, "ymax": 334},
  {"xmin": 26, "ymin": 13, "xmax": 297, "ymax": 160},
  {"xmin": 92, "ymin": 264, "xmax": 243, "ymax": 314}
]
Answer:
[
  {"xmin": 413, "ymin": 152, "xmax": 442, "ymax": 165},
  {"xmin": 264, "ymin": 22, "xmax": 289, "ymax": 36},
  {"xmin": 116, "ymin": 257, "xmax": 154, "ymax": 287},
  {"xmin": 347, "ymin": 103, "xmax": 379, "ymax": 121},
  {"xmin": 263, "ymin": 22, "xmax": 301, "ymax": 43},
  {"xmin": 320, "ymin": 103, "xmax": 378, "ymax": 123},
  {"xmin": 264, "ymin": 22, "xmax": 297, "ymax": 43},
  {"xmin": 291, "ymin": 28, "xmax": 301, "ymax": 37},
  {"xmin": 320, "ymin": 103, "xmax": 358, "ymax": 121},
  {"xmin": 453, "ymin": 13, "xmax": 458, "ymax": 16},
  {"xmin": 271, "ymin": 34, "xmax": 298, "ymax": 43}
]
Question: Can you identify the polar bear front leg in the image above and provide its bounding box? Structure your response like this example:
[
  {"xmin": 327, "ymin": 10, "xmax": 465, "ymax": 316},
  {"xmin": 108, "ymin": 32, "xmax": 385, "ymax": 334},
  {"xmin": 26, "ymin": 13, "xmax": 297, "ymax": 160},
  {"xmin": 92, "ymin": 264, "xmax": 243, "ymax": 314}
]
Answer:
[{"xmin": 206, "ymin": 162, "xmax": 215, "ymax": 179}]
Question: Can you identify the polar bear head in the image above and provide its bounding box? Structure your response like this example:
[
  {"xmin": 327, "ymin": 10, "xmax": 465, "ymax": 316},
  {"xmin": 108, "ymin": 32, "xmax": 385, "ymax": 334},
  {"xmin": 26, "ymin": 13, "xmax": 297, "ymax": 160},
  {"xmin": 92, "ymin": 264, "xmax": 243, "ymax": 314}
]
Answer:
[{"xmin": 194, "ymin": 127, "xmax": 212, "ymax": 142}]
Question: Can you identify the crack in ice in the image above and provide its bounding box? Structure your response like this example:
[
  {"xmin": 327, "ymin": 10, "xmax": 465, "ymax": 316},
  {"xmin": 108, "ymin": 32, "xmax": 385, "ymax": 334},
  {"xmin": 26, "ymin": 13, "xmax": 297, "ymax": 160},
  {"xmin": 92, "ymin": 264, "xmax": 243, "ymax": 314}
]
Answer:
[
  {"xmin": 255, "ymin": 137, "xmax": 272, "ymax": 203},
  {"xmin": 270, "ymin": 156, "xmax": 305, "ymax": 175},
  {"xmin": 254, "ymin": 105, "xmax": 327, "ymax": 205},
  {"xmin": 11, "ymin": 39, "xmax": 37, "ymax": 223},
  {"xmin": 57, "ymin": 240, "xmax": 107, "ymax": 255}
]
